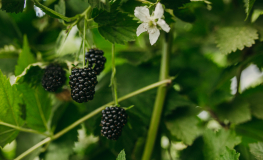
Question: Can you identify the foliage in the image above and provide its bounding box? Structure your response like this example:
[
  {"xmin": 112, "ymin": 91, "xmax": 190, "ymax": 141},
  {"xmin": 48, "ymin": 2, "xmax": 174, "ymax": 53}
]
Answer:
[{"xmin": 0, "ymin": 0, "xmax": 263, "ymax": 160}]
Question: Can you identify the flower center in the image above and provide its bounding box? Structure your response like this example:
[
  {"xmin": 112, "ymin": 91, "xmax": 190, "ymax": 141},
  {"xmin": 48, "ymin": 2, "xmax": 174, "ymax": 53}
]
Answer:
[{"xmin": 148, "ymin": 21, "xmax": 154, "ymax": 27}]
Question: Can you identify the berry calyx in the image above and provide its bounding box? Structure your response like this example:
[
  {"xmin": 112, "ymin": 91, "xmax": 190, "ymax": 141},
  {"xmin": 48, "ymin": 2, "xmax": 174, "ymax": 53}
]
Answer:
[
  {"xmin": 42, "ymin": 63, "xmax": 66, "ymax": 92},
  {"xmin": 85, "ymin": 49, "xmax": 106, "ymax": 75},
  {"xmin": 69, "ymin": 67, "xmax": 98, "ymax": 103},
  {"xmin": 100, "ymin": 106, "xmax": 127, "ymax": 140}
]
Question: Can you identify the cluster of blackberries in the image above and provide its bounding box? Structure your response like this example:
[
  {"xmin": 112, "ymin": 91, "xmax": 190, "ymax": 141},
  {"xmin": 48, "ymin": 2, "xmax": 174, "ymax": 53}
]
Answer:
[
  {"xmin": 69, "ymin": 67, "xmax": 98, "ymax": 103},
  {"xmin": 100, "ymin": 107, "xmax": 128, "ymax": 140},
  {"xmin": 42, "ymin": 64, "xmax": 66, "ymax": 92},
  {"xmin": 85, "ymin": 49, "xmax": 106, "ymax": 75}
]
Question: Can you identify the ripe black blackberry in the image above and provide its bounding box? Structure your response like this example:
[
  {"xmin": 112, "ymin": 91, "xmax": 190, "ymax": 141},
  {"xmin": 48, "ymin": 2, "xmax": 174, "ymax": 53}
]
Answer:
[
  {"xmin": 100, "ymin": 107, "xmax": 127, "ymax": 140},
  {"xmin": 85, "ymin": 49, "xmax": 106, "ymax": 75},
  {"xmin": 42, "ymin": 64, "xmax": 66, "ymax": 92},
  {"xmin": 69, "ymin": 67, "xmax": 98, "ymax": 103}
]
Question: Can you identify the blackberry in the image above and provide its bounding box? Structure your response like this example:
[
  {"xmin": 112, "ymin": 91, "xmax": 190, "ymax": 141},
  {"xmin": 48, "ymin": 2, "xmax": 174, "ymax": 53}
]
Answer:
[
  {"xmin": 42, "ymin": 64, "xmax": 66, "ymax": 92},
  {"xmin": 100, "ymin": 107, "xmax": 127, "ymax": 140},
  {"xmin": 85, "ymin": 49, "xmax": 106, "ymax": 75},
  {"xmin": 69, "ymin": 67, "xmax": 98, "ymax": 103}
]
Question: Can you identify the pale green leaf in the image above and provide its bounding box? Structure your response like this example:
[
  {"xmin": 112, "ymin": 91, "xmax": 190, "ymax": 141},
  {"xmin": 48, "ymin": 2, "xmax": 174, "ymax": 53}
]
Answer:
[
  {"xmin": 203, "ymin": 129, "xmax": 241, "ymax": 160},
  {"xmin": 16, "ymin": 85, "xmax": 51, "ymax": 132},
  {"xmin": 116, "ymin": 149, "xmax": 126, "ymax": 160},
  {"xmin": 165, "ymin": 115, "xmax": 200, "ymax": 145},
  {"xmin": 249, "ymin": 142, "xmax": 263, "ymax": 160},
  {"xmin": 215, "ymin": 97, "xmax": 251, "ymax": 124},
  {"xmin": 244, "ymin": 0, "xmax": 256, "ymax": 20},
  {"xmin": 251, "ymin": 9, "xmax": 263, "ymax": 23},
  {"xmin": 1, "ymin": 0, "xmax": 25, "ymax": 13},
  {"xmin": 33, "ymin": 0, "xmax": 77, "ymax": 22},
  {"xmin": 215, "ymin": 27, "xmax": 258, "ymax": 54},
  {"xmin": 0, "ymin": 70, "xmax": 24, "ymax": 147},
  {"xmin": 218, "ymin": 147, "xmax": 240, "ymax": 160},
  {"xmin": 95, "ymin": 11, "xmax": 137, "ymax": 44},
  {"xmin": 15, "ymin": 35, "xmax": 36, "ymax": 76},
  {"xmin": 88, "ymin": 0, "xmax": 110, "ymax": 11}
]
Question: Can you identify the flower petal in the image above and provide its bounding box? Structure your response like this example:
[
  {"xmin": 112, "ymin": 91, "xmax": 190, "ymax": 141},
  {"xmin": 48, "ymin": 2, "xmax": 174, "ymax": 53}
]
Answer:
[
  {"xmin": 136, "ymin": 23, "xmax": 149, "ymax": 36},
  {"xmin": 148, "ymin": 27, "xmax": 160, "ymax": 45},
  {"xmin": 157, "ymin": 19, "xmax": 170, "ymax": 32},
  {"xmin": 134, "ymin": 7, "xmax": 151, "ymax": 22},
  {"xmin": 154, "ymin": 3, "xmax": 164, "ymax": 19}
]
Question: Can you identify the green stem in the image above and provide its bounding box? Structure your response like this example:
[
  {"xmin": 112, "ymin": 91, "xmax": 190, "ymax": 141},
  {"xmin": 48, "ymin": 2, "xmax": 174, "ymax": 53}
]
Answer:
[
  {"xmin": 14, "ymin": 78, "xmax": 172, "ymax": 160},
  {"xmin": 83, "ymin": 18, "xmax": 87, "ymax": 67},
  {"xmin": 111, "ymin": 44, "xmax": 118, "ymax": 105},
  {"xmin": 142, "ymin": 33, "xmax": 171, "ymax": 160},
  {"xmin": 0, "ymin": 122, "xmax": 49, "ymax": 137}
]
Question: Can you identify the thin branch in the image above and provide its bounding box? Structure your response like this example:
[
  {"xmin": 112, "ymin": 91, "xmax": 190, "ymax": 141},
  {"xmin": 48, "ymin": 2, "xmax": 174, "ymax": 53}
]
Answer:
[
  {"xmin": 0, "ymin": 122, "xmax": 49, "ymax": 137},
  {"xmin": 14, "ymin": 78, "xmax": 173, "ymax": 160}
]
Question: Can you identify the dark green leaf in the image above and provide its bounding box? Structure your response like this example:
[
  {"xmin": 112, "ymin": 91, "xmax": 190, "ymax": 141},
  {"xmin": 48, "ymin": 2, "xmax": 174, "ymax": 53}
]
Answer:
[
  {"xmin": 88, "ymin": 0, "xmax": 110, "ymax": 11},
  {"xmin": 0, "ymin": 10, "xmax": 22, "ymax": 48},
  {"xmin": 1, "ymin": 0, "xmax": 25, "ymax": 13},
  {"xmin": 236, "ymin": 118, "xmax": 263, "ymax": 144},
  {"xmin": 215, "ymin": 97, "xmax": 251, "ymax": 124},
  {"xmin": 0, "ymin": 70, "xmax": 24, "ymax": 147},
  {"xmin": 95, "ymin": 11, "xmax": 137, "ymax": 44}
]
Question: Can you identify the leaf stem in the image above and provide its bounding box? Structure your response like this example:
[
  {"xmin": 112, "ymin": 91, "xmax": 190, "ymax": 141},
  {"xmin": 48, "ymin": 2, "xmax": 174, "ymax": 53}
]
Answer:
[
  {"xmin": 14, "ymin": 78, "xmax": 173, "ymax": 160},
  {"xmin": 111, "ymin": 44, "xmax": 119, "ymax": 105},
  {"xmin": 142, "ymin": 32, "xmax": 171, "ymax": 160},
  {"xmin": 0, "ymin": 121, "xmax": 49, "ymax": 137},
  {"xmin": 83, "ymin": 17, "xmax": 87, "ymax": 67}
]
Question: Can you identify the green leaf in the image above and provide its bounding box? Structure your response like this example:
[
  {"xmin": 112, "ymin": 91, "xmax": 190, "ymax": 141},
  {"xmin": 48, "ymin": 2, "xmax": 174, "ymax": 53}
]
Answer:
[
  {"xmin": 215, "ymin": 97, "xmax": 251, "ymax": 124},
  {"xmin": 218, "ymin": 147, "xmax": 240, "ymax": 160},
  {"xmin": 203, "ymin": 129, "xmax": 241, "ymax": 160},
  {"xmin": 16, "ymin": 85, "xmax": 51, "ymax": 132},
  {"xmin": 94, "ymin": 11, "xmax": 137, "ymax": 44},
  {"xmin": 88, "ymin": 0, "xmax": 110, "ymax": 11},
  {"xmin": 249, "ymin": 142, "xmax": 263, "ymax": 160},
  {"xmin": 251, "ymin": 9, "xmax": 263, "ymax": 23},
  {"xmin": 236, "ymin": 118, "xmax": 263, "ymax": 144},
  {"xmin": 0, "ymin": 45, "xmax": 20, "ymax": 58},
  {"xmin": 54, "ymin": 0, "xmax": 66, "ymax": 23},
  {"xmin": 244, "ymin": 0, "xmax": 256, "ymax": 20},
  {"xmin": 0, "ymin": 70, "xmax": 24, "ymax": 147},
  {"xmin": 215, "ymin": 27, "xmax": 258, "ymax": 54},
  {"xmin": 15, "ymin": 62, "xmax": 45, "ymax": 87},
  {"xmin": 33, "ymin": 0, "xmax": 77, "ymax": 22},
  {"xmin": 15, "ymin": 35, "xmax": 36, "ymax": 76},
  {"xmin": 240, "ymin": 85, "xmax": 263, "ymax": 120},
  {"xmin": 1, "ymin": 0, "xmax": 25, "ymax": 13},
  {"xmin": 116, "ymin": 149, "xmax": 126, "ymax": 160},
  {"xmin": 165, "ymin": 107, "xmax": 200, "ymax": 145}
]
